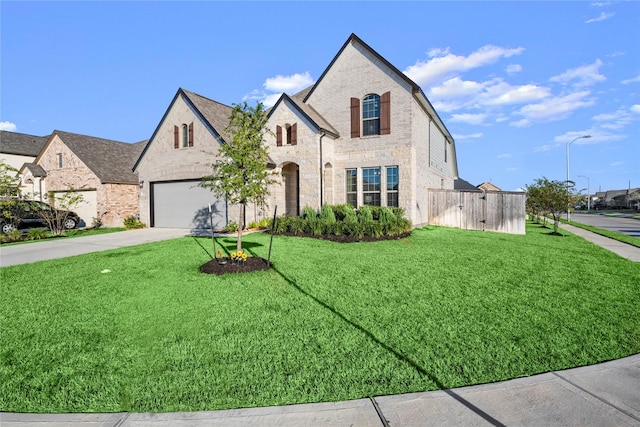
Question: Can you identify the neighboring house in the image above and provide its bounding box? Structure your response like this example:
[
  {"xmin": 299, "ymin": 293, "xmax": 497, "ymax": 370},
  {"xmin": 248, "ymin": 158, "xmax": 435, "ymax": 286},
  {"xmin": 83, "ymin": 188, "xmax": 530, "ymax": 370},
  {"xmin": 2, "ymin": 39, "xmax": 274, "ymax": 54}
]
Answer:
[
  {"xmin": 133, "ymin": 89, "xmax": 262, "ymax": 230},
  {"xmin": 33, "ymin": 130, "xmax": 144, "ymax": 227},
  {"xmin": 135, "ymin": 33, "xmax": 459, "ymax": 229},
  {"xmin": 477, "ymin": 181, "xmax": 502, "ymax": 192},
  {"xmin": 454, "ymin": 178, "xmax": 481, "ymax": 192},
  {"xmin": 592, "ymin": 188, "xmax": 640, "ymax": 209},
  {"xmin": 0, "ymin": 130, "xmax": 49, "ymax": 198}
]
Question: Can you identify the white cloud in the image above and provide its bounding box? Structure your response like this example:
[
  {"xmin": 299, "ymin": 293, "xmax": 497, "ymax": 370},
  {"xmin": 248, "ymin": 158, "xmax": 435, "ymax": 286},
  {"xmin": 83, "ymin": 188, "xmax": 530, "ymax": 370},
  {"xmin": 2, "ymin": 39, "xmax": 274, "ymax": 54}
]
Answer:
[
  {"xmin": 404, "ymin": 45, "xmax": 524, "ymax": 87},
  {"xmin": 585, "ymin": 12, "xmax": 615, "ymax": 23},
  {"xmin": 610, "ymin": 161, "xmax": 624, "ymax": 167},
  {"xmin": 550, "ymin": 59, "xmax": 606, "ymax": 87},
  {"xmin": 452, "ymin": 132, "xmax": 483, "ymax": 141},
  {"xmin": 449, "ymin": 113, "xmax": 488, "ymax": 125},
  {"xmin": 428, "ymin": 77, "xmax": 550, "ymax": 113},
  {"xmin": 592, "ymin": 105, "xmax": 640, "ymax": 129},
  {"xmin": 512, "ymin": 91, "xmax": 595, "ymax": 125},
  {"xmin": 622, "ymin": 74, "xmax": 640, "ymax": 84},
  {"xmin": 244, "ymin": 72, "xmax": 315, "ymax": 107},
  {"xmin": 506, "ymin": 64, "xmax": 522, "ymax": 74},
  {"xmin": 0, "ymin": 121, "xmax": 17, "ymax": 131},
  {"xmin": 497, "ymin": 153, "xmax": 512, "ymax": 159},
  {"xmin": 264, "ymin": 71, "xmax": 314, "ymax": 93},
  {"xmin": 506, "ymin": 167, "xmax": 517, "ymax": 171}
]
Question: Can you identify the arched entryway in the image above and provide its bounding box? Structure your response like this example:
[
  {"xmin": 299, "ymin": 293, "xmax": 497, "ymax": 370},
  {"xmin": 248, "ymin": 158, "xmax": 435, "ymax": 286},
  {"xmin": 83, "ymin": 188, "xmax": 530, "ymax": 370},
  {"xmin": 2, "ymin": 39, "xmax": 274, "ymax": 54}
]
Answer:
[{"xmin": 282, "ymin": 163, "xmax": 299, "ymax": 216}]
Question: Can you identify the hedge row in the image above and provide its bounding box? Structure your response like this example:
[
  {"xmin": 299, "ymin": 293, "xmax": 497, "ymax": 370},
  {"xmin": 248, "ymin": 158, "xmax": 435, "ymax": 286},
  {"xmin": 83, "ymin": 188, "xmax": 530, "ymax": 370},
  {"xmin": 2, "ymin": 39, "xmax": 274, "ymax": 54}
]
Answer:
[{"xmin": 270, "ymin": 204, "xmax": 411, "ymax": 238}]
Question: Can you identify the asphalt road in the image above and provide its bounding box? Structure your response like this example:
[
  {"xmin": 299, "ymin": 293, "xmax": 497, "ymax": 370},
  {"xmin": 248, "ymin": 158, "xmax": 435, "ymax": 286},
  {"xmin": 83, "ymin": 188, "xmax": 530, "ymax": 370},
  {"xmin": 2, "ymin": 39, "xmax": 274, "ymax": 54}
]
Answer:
[{"xmin": 571, "ymin": 213, "xmax": 640, "ymax": 238}]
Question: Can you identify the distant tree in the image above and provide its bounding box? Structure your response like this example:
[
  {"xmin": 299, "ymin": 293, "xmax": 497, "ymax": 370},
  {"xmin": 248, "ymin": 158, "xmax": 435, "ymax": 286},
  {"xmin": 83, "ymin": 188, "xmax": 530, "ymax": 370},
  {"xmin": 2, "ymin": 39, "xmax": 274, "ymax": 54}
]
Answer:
[
  {"xmin": 200, "ymin": 101, "xmax": 275, "ymax": 252},
  {"xmin": 526, "ymin": 177, "xmax": 572, "ymax": 234}
]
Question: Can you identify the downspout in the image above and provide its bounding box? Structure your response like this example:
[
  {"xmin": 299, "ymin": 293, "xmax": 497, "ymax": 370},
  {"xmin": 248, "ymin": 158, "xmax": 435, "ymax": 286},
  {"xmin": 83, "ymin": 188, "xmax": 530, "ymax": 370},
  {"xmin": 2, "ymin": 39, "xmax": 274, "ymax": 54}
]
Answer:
[{"xmin": 319, "ymin": 131, "xmax": 325, "ymax": 209}]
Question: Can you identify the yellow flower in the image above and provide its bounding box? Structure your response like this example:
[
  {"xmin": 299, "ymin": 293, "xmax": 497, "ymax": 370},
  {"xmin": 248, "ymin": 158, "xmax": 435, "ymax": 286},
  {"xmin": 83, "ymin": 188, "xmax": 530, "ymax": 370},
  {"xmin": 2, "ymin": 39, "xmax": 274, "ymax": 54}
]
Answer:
[
  {"xmin": 241, "ymin": 253, "xmax": 248, "ymax": 260},
  {"xmin": 230, "ymin": 252, "xmax": 237, "ymax": 259}
]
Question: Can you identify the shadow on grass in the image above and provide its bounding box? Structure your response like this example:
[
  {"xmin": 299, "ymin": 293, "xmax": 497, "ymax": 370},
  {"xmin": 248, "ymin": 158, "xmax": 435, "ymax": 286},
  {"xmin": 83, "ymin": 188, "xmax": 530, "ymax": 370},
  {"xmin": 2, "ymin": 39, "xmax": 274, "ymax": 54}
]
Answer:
[
  {"xmin": 191, "ymin": 236, "xmax": 265, "ymax": 259},
  {"xmin": 261, "ymin": 257, "xmax": 506, "ymax": 427}
]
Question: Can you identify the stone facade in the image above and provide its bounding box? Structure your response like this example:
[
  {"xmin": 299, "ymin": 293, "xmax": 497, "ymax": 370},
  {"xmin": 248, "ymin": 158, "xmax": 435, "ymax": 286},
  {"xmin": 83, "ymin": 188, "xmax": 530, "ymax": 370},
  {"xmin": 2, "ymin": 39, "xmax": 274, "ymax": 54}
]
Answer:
[{"xmin": 264, "ymin": 35, "xmax": 457, "ymax": 227}]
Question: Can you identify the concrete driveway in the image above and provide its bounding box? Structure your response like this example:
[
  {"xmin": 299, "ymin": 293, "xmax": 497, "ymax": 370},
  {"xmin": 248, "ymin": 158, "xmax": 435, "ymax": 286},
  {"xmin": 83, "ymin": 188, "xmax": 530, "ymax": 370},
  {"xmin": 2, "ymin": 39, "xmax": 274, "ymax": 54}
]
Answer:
[
  {"xmin": 0, "ymin": 228, "xmax": 188, "ymax": 267},
  {"xmin": 572, "ymin": 213, "xmax": 640, "ymax": 238}
]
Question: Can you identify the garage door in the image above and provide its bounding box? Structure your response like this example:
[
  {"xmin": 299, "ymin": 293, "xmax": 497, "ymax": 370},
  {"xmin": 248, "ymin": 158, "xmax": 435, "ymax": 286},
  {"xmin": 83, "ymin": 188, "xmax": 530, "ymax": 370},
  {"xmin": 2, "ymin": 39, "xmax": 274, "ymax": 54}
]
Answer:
[{"xmin": 151, "ymin": 180, "xmax": 226, "ymax": 229}]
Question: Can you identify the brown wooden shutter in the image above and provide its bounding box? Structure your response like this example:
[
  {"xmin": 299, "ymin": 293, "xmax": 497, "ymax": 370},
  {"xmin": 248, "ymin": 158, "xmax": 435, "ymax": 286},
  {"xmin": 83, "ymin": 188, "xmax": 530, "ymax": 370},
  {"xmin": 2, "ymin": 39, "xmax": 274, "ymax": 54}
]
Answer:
[
  {"xmin": 381, "ymin": 91, "xmax": 391, "ymax": 135},
  {"xmin": 350, "ymin": 98, "xmax": 360, "ymax": 138},
  {"xmin": 291, "ymin": 123, "xmax": 297, "ymax": 145},
  {"xmin": 276, "ymin": 125, "xmax": 282, "ymax": 146},
  {"xmin": 174, "ymin": 126, "xmax": 179, "ymax": 149},
  {"xmin": 188, "ymin": 122, "xmax": 194, "ymax": 147}
]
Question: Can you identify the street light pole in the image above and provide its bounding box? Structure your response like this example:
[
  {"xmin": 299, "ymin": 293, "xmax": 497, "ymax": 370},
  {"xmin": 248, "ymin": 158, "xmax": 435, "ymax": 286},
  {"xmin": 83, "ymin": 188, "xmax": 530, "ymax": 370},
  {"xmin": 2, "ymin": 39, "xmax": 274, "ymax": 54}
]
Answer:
[
  {"xmin": 578, "ymin": 174, "xmax": 590, "ymax": 212},
  {"xmin": 566, "ymin": 135, "xmax": 591, "ymax": 221}
]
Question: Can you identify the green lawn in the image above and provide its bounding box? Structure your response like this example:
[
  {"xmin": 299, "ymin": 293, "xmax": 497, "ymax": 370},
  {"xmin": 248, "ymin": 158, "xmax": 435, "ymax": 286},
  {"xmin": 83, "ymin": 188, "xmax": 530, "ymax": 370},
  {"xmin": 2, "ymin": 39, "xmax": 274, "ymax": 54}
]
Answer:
[{"xmin": 1, "ymin": 222, "xmax": 639, "ymax": 413}]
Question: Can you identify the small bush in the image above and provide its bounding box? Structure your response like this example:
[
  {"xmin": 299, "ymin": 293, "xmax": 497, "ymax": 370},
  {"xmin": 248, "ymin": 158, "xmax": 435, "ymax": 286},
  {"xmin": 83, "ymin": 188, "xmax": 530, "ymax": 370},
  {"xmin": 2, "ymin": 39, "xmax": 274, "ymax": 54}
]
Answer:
[
  {"xmin": 123, "ymin": 216, "xmax": 145, "ymax": 229},
  {"xmin": 26, "ymin": 228, "xmax": 48, "ymax": 240},
  {"xmin": 5, "ymin": 229, "xmax": 23, "ymax": 242},
  {"xmin": 223, "ymin": 221, "xmax": 239, "ymax": 233},
  {"xmin": 301, "ymin": 206, "xmax": 317, "ymax": 220},
  {"xmin": 319, "ymin": 204, "xmax": 336, "ymax": 224},
  {"xmin": 91, "ymin": 217, "xmax": 103, "ymax": 229},
  {"xmin": 248, "ymin": 218, "xmax": 270, "ymax": 229},
  {"xmin": 358, "ymin": 205, "xmax": 373, "ymax": 223}
]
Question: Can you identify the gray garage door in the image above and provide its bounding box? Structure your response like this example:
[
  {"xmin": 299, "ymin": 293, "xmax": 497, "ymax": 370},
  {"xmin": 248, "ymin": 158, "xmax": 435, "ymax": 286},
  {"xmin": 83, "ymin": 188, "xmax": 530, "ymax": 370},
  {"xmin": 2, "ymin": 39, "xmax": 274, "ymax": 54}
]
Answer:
[{"xmin": 152, "ymin": 180, "xmax": 226, "ymax": 229}]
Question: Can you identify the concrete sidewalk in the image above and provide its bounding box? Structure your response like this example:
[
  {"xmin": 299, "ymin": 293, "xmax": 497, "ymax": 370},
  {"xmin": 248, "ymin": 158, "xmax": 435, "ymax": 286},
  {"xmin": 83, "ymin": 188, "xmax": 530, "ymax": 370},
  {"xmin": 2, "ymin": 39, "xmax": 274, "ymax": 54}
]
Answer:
[
  {"xmin": 2, "ymin": 354, "xmax": 639, "ymax": 426},
  {"xmin": 558, "ymin": 222, "xmax": 640, "ymax": 262}
]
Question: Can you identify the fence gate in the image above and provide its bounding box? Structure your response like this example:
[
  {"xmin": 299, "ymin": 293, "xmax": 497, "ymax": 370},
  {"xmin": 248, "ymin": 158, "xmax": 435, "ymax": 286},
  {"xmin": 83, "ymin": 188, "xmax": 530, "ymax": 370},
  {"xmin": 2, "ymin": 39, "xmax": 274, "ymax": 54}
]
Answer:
[{"xmin": 428, "ymin": 190, "xmax": 526, "ymax": 234}]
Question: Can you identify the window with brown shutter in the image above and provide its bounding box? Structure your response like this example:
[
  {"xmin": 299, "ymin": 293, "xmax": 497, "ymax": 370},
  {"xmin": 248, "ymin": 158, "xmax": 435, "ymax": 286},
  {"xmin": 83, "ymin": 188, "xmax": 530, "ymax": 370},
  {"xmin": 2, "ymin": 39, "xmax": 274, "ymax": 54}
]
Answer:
[
  {"xmin": 174, "ymin": 126, "xmax": 179, "ymax": 149},
  {"xmin": 291, "ymin": 123, "xmax": 297, "ymax": 145},
  {"xmin": 381, "ymin": 91, "xmax": 390, "ymax": 135},
  {"xmin": 188, "ymin": 122, "xmax": 194, "ymax": 147},
  {"xmin": 276, "ymin": 125, "xmax": 282, "ymax": 146},
  {"xmin": 350, "ymin": 98, "xmax": 360, "ymax": 138}
]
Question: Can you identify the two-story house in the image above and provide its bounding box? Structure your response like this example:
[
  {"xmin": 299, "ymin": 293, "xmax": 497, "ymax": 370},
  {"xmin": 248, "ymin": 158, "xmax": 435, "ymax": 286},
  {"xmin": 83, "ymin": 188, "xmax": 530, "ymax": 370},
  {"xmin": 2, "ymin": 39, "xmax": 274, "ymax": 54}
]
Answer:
[{"xmin": 134, "ymin": 33, "xmax": 458, "ymax": 229}]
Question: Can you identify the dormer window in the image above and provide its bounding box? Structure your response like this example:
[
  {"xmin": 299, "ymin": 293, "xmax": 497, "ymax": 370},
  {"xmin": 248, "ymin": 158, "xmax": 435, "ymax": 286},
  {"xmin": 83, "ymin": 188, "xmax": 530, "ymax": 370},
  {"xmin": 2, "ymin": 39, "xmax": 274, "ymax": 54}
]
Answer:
[
  {"xmin": 174, "ymin": 122, "xmax": 194, "ymax": 148},
  {"xmin": 351, "ymin": 92, "xmax": 390, "ymax": 138}
]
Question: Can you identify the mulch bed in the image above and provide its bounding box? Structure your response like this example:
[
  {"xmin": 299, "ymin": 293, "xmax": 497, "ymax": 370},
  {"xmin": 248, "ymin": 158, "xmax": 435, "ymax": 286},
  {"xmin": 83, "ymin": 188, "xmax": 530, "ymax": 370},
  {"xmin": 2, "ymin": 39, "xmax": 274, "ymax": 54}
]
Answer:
[{"xmin": 200, "ymin": 256, "xmax": 271, "ymax": 275}]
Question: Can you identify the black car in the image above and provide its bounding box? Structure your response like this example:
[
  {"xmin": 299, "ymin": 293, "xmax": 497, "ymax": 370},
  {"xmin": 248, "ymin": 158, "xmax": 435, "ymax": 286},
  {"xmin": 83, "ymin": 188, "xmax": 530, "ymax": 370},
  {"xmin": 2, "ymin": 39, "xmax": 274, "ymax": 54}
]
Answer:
[{"xmin": 0, "ymin": 200, "xmax": 80, "ymax": 233}]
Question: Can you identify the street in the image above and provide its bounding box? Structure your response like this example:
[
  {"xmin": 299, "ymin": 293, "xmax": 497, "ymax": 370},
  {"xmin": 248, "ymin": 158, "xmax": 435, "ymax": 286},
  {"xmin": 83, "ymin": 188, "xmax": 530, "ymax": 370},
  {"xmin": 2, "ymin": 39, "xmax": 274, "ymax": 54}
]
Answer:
[{"xmin": 571, "ymin": 213, "xmax": 640, "ymax": 238}]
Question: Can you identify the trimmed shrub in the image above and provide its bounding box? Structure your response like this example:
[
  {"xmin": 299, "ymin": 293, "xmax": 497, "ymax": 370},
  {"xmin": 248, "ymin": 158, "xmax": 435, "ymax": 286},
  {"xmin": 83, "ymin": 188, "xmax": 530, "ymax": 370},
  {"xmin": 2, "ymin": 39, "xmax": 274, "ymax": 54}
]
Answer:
[
  {"xmin": 358, "ymin": 205, "xmax": 373, "ymax": 223},
  {"xmin": 319, "ymin": 204, "xmax": 336, "ymax": 223},
  {"xmin": 301, "ymin": 206, "xmax": 317, "ymax": 220},
  {"xmin": 26, "ymin": 228, "xmax": 48, "ymax": 240},
  {"xmin": 124, "ymin": 216, "xmax": 145, "ymax": 229},
  {"xmin": 223, "ymin": 221, "xmax": 239, "ymax": 233}
]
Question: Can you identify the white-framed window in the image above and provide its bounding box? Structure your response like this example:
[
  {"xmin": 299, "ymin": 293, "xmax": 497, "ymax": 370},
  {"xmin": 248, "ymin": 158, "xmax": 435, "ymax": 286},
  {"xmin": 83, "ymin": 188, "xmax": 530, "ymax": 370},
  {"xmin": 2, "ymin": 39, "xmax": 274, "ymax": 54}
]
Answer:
[
  {"xmin": 386, "ymin": 166, "xmax": 399, "ymax": 207},
  {"xmin": 346, "ymin": 168, "xmax": 358, "ymax": 207},
  {"xmin": 362, "ymin": 167, "xmax": 381, "ymax": 206}
]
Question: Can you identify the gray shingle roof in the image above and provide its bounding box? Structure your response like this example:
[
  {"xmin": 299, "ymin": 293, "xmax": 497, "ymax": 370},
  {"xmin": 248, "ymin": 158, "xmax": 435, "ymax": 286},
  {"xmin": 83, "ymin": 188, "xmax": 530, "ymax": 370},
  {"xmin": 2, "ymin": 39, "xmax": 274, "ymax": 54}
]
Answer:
[
  {"xmin": 454, "ymin": 178, "xmax": 482, "ymax": 191},
  {"xmin": 0, "ymin": 131, "xmax": 49, "ymax": 156},
  {"xmin": 181, "ymin": 89, "xmax": 234, "ymax": 142},
  {"xmin": 21, "ymin": 163, "xmax": 47, "ymax": 177},
  {"xmin": 49, "ymin": 130, "xmax": 144, "ymax": 184}
]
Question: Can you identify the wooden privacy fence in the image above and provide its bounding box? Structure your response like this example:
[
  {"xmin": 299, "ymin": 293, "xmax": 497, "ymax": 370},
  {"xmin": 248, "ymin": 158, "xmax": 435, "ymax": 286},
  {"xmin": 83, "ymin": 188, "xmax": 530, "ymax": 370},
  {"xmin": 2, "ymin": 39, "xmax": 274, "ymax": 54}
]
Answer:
[{"xmin": 428, "ymin": 190, "xmax": 526, "ymax": 234}]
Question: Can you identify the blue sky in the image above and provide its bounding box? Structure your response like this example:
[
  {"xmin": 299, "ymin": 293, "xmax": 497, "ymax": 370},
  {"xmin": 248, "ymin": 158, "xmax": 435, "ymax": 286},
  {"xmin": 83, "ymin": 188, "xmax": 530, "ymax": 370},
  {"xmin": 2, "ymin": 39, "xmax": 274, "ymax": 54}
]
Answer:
[{"xmin": 1, "ymin": 1, "xmax": 638, "ymax": 193}]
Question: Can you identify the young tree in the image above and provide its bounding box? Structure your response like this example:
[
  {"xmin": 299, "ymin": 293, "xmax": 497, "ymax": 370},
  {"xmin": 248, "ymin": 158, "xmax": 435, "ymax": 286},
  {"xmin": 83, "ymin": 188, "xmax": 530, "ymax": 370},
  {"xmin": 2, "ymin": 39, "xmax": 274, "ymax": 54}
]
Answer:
[
  {"xmin": 526, "ymin": 177, "xmax": 572, "ymax": 234},
  {"xmin": 0, "ymin": 160, "xmax": 20, "ymax": 198},
  {"xmin": 40, "ymin": 189, "xmax": 84, "ymax": 236},
  {"xmin": 200, "ymin": 102, "xmax": 275, "ymax": 252}
]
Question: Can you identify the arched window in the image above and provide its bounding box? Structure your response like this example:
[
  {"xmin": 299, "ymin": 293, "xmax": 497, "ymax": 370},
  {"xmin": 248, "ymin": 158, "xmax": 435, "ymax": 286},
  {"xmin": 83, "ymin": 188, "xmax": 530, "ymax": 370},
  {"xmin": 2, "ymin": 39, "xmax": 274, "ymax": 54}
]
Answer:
[
  {"xmin": 362, "ymin": 94, "xmax": 380, "ymax": 136},
  {"xmin": 182, "ymin": 124, "xmax": 189, "ymax": 148},
  {"xmin": 351, "ymin": 92, "xmax": 390, "ymax": 138}
]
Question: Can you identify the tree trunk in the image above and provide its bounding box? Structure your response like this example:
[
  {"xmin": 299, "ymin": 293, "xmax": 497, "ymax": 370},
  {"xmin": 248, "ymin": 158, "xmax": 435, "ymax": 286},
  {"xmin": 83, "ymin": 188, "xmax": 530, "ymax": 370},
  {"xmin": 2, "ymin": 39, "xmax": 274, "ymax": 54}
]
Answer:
[{"xmin": 237, "ymin": 203, "xmax": 245, "ymax": 252}]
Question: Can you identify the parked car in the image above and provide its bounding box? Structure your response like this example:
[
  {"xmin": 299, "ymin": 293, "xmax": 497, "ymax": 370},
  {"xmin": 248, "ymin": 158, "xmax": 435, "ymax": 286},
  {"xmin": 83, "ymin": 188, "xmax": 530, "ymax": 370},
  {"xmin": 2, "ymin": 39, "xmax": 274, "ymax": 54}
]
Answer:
[{"xmin": 0, "ymin": 200, "xmax": 80, "ymax": 233}]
